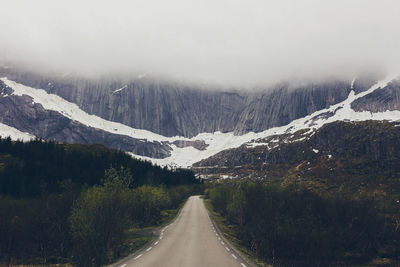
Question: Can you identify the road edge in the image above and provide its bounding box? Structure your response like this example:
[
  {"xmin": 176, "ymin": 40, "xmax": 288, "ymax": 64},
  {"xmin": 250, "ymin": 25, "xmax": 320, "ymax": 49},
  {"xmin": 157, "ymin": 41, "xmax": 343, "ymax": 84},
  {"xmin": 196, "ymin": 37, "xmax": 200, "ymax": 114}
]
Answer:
[
  {"xmin": 107, "ymin": 197, "xmax": 188, "ymax": 267},
  {"xmin": 203, "ymin": 197, "xmax": 258, "ymax": 267}
]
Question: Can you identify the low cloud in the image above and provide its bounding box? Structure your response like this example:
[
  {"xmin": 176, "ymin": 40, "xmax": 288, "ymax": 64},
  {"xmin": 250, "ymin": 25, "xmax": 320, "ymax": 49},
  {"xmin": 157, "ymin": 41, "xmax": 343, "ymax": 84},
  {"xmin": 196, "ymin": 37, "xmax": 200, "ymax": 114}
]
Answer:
[{"xmin": 0, "ymin": 0, "xmax": 399, "ymax": 87}]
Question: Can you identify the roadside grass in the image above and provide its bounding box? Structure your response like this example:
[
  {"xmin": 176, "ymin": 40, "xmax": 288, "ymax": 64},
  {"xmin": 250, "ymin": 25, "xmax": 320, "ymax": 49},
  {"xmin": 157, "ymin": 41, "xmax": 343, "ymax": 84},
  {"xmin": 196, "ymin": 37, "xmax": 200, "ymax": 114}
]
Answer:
[
  {"xmin": 109, "ymin": 198, "xmax": 188, "ymax": 266},
  {"xmin": 115, "ymin": 228, "xmax": 153, "ymax": 263},
  {"xmin": 203, "ymin": 198, "xmax": 270, "ymax": 267}
]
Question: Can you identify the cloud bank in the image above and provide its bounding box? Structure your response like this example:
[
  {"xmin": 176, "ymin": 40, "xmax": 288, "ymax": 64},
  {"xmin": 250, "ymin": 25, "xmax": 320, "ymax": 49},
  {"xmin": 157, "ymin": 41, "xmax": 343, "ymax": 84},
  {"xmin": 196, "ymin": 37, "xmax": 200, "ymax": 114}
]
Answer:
[{"xmin": 0, "ymin": 0, "xmax": 399, "ymax": 87}]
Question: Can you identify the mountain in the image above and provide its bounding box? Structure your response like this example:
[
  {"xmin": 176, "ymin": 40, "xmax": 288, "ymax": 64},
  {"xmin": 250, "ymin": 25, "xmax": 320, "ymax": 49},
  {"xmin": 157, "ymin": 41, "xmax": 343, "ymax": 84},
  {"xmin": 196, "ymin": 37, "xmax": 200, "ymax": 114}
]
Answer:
[
  {"xmin": 0, "ymin": 67, "xmax": 377, "ymax": 137},
  {"xmin": 0, "ymin": 66, "xmax": 399, "ymax": 168}
]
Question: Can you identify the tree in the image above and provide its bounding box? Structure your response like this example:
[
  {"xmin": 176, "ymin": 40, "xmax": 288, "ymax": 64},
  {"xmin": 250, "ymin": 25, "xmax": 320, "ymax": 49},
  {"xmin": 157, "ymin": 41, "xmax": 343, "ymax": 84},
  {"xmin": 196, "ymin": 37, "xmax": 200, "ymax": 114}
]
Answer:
[
  {"xmin": 69, "ymin": 167, "xmax": 132, "ymax": 266},
  {"xmin": 130, "ymin": 185, "xmax": 170, "ymax": 226}
]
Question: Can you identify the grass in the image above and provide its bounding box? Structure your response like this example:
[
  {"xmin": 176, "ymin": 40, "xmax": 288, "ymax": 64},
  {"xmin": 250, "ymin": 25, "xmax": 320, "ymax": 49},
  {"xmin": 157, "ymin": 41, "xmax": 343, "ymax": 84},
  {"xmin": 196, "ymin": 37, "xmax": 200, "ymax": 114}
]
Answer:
[
  {"xmin": 108, "ymin": 198, "xmax": 188, "ymax": 266},
  {"xmin": 114, "ymin": 227, "xmax": 154, "ymax": 263}
]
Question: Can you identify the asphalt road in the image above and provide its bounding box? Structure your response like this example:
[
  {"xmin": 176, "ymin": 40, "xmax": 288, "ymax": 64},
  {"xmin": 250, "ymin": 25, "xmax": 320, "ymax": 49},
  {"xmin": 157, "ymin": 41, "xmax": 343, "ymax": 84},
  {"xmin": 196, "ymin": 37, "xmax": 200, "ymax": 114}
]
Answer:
[{"xmin": 117, "ymin": 195, "xmax": 248, "ymax": 267}]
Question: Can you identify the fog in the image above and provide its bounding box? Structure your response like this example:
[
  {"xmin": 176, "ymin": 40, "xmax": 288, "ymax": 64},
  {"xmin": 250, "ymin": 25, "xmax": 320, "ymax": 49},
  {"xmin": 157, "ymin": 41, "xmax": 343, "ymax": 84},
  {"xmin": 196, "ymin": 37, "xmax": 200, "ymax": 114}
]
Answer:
[{"xmin": 0, "ymin": 0, "xmax": 399, "ymax": 87}]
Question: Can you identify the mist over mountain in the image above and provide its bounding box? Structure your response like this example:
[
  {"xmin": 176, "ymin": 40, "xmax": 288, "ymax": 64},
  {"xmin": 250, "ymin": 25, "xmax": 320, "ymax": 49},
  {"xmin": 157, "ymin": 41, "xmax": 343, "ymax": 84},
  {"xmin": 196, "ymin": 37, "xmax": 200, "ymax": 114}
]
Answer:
[{"xmin": 1, "ymin": 0, "xmax": 399, "ymax": 88}]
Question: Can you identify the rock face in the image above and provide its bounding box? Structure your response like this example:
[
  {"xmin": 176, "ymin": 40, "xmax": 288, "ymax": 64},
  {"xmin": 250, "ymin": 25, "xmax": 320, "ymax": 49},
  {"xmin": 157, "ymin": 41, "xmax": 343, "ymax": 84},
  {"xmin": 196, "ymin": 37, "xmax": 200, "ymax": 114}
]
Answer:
[
  {"xmin": 351, "ymin": 79, "xmax": 400, "ymax": 112},
  {"xmin": 0, "ymin": 67, "xmax": 377, "ymax": 138},
  {"xmin": 0, "ymin": 81, "xmax": 172, "ymax": 158}
]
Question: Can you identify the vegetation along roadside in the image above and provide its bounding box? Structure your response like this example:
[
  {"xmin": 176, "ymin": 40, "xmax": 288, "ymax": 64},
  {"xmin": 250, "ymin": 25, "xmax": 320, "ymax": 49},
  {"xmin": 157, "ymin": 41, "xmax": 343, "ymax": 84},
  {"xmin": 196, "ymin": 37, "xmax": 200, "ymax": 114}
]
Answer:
[{"xmin": 0, "ymin": 137, "xmax": 203, "ymax": 266}]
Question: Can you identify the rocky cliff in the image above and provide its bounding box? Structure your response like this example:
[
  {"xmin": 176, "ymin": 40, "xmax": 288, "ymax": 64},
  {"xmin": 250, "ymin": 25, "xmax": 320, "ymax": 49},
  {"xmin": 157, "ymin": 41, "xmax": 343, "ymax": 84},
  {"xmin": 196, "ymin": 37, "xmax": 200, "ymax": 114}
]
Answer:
[
  {"xmin": 0, "ymin": 67, "xmax": 379, "ymax": 137},
  {"xmin": 351, "ymin": 79, "xmax": 400, "ymax": 112},
  {"xmin": 0, "ymin": 80, "xmax": 173, "ymax": 158}
]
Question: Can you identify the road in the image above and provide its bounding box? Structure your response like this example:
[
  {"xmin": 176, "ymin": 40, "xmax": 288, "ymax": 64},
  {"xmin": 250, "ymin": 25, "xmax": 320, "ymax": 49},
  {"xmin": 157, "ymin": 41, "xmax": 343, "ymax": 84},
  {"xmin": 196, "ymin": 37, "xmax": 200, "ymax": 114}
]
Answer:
[{"xmin": 116, "ymin": 196, "xmax": 248, "ymax": 267}]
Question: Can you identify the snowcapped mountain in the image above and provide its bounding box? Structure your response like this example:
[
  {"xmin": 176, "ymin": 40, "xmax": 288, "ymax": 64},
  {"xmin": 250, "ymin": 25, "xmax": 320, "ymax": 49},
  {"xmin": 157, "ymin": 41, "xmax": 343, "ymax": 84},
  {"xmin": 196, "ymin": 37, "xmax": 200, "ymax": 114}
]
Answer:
[{"xmin": 0, "ymin": 67, "xmax": 399, "ymax": 168}]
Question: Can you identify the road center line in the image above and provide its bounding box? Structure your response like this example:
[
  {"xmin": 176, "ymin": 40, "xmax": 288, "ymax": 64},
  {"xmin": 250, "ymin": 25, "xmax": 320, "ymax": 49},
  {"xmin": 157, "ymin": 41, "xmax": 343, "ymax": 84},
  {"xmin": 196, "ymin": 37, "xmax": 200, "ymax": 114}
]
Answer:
[{"xmin": 134, "ymin": 254, "xmax": 143, "ymax": 260}]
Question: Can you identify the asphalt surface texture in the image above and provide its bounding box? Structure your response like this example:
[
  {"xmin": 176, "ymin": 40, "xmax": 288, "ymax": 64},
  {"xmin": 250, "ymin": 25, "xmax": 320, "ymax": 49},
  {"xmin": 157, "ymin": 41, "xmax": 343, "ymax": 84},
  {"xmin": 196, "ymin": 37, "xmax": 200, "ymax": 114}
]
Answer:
[{"xmin": 115, "ymin": 195, "xmax": 249, "ymax": 267}]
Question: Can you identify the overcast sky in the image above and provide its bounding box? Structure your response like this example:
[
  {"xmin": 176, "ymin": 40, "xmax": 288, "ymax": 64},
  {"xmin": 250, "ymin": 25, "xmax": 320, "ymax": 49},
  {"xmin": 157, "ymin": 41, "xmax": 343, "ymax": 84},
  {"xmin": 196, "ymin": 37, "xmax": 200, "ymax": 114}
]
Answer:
[{"xmin": 0, "ymin": 0, "xmax": 399, "ymax": 87}]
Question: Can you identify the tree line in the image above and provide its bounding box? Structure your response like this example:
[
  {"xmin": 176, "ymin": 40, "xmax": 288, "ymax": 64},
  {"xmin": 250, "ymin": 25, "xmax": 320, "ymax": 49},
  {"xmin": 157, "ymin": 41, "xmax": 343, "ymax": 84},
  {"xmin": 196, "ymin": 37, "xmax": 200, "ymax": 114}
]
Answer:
[
  {"xmin": 0, "ymin": 137, "xmax": 200, "ymax": 197},
  {"xmin": 206, "ymin": 181, "xmax": 399, "ymax": 266}
]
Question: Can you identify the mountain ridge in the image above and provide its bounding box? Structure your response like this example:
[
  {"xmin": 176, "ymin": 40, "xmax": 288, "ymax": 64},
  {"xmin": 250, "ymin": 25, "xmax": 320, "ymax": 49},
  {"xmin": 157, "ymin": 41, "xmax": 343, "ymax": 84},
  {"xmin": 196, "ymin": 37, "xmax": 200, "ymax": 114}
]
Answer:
[{"xmin": 0, "ymin": 68, "xmax": 399, "ymax": 168}]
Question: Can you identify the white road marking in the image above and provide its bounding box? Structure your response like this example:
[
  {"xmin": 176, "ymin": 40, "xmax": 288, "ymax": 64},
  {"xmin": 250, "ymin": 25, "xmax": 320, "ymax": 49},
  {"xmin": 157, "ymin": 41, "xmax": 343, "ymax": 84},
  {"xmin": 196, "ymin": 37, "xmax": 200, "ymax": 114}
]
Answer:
[
  {"xmin": 146, "ymin": 247, "xmax": 152, "ymax": 252},
  {"xmin": 159, "ymin": 236, "xmax": 163, "ymax": 240},
  {"xmin": 218, "ymin": 237, "xmax": 221, "ymax": 240},
  {"xmin": 221, "ymin": 241, "xmax": 225, "ymax": 245},
  {"xmin": 231, "ymin": 254, "xmax": 237, "ymax": 259},
  {"xmin": 241, "ymin": 263, "xmax": 247, "ymax": 267},
  {"xmin": 225, "ymin": 247, "xmax": 230, "ymax": 252},
  {"xmin": 134, "ymin": 254, "xmax": 143, "ymax": 260},
  {"xmin": 120, "ymin": 264, "xmax": 127, "ymax": 267},
  {"xmin": 154, "ymin": 241, "xmax": 159, "ymax": 245}
]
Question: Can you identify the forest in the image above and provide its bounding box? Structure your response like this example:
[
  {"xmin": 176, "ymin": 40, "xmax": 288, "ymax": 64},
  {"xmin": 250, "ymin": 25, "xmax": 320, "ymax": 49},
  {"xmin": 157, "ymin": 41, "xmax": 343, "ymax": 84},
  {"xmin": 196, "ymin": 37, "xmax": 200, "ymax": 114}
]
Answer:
[
  {"xmin": 206, "ymin": 181, "xmax": 400, "ymax": 266},
  {"xmin": 0, "ymin": 137, "xmax": 203, "ymax": 266}
]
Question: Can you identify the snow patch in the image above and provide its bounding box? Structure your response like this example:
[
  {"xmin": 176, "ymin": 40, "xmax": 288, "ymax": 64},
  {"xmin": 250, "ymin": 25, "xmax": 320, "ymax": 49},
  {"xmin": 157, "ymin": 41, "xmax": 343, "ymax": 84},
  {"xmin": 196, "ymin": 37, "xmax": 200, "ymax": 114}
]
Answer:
[
  {"xmin": 351, "ymin": 77, "xmax": 356, "ymax": 89},
  {"xmin": 0, "ymin": 122, "xmax": 35, "ymax": 141},
  {"xmin": 112, "ymin": 85, "xmax": 127, "ymax": 94}
]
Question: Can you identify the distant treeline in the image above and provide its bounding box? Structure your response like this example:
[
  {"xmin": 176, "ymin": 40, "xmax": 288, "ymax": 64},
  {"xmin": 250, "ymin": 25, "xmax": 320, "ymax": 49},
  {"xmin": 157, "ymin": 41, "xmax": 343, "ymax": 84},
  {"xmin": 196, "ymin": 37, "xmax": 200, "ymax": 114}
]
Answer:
[
  {"xmin": 207, "ymin": 182, "xmax": 400, "ymax": 266},
  {"xmin": 0, "ymin": 137, "xmax": 200, "ymax": 197},
  {"xmin": 0, "ymin": 137, "xmax": 203, "ymax": 266}
]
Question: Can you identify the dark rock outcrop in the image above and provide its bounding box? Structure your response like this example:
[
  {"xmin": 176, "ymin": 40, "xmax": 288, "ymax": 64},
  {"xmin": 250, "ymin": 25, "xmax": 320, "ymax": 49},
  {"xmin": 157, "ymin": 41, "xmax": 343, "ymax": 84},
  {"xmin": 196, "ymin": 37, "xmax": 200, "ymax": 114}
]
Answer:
[{"xmin": 351, "ymin": 79, "xmax": 400, "ymax": 112}]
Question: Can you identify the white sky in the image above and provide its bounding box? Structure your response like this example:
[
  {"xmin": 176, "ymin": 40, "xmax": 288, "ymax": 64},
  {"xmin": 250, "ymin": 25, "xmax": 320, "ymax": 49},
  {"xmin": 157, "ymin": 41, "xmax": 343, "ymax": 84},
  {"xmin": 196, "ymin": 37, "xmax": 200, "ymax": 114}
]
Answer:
[{"xmin": 0, "ymin": 0, "xmax": 399, "ymax": 87}]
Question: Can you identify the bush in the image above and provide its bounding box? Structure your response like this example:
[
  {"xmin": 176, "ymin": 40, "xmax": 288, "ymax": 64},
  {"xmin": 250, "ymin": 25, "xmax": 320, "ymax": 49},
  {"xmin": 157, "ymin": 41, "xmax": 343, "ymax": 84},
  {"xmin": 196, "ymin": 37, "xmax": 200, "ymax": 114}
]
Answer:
[{"xmin": 130, "ymin": 185, "xmax": 170, "ymax": 226}]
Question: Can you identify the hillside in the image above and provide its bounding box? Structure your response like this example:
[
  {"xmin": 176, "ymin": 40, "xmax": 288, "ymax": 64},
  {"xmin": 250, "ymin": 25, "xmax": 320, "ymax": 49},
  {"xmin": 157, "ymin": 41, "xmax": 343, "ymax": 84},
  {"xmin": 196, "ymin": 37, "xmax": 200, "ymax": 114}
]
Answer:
[{"xmin": 194, "ymin": 120, "xmax": 400, "ymax": 200}]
